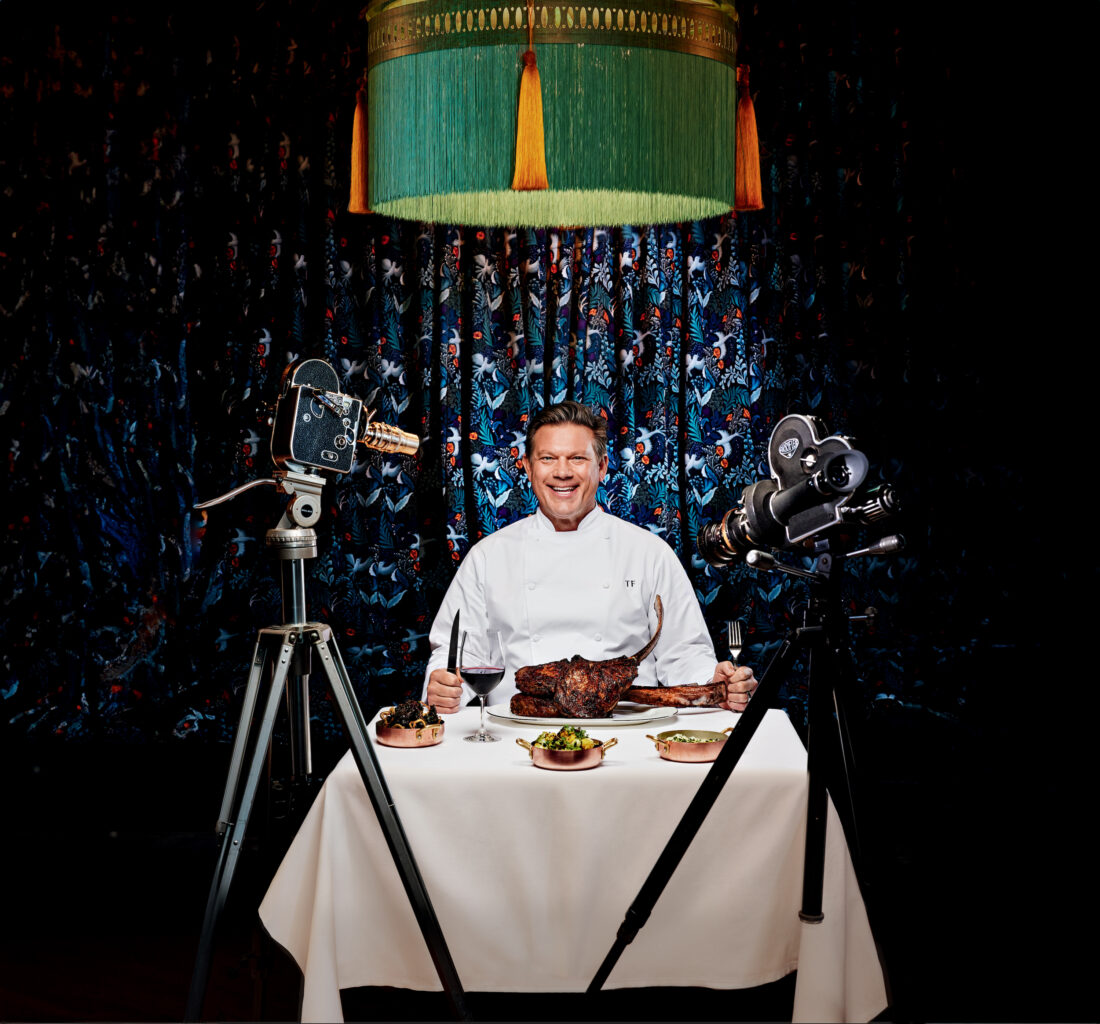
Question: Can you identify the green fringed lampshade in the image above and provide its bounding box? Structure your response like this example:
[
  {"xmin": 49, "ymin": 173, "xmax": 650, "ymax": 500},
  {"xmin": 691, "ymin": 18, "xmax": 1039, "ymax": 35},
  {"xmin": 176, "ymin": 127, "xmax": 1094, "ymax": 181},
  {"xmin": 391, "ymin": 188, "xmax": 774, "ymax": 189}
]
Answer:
[{"xmin": 363, "ymin": 1, "xmax": 740, "ymax": 226}]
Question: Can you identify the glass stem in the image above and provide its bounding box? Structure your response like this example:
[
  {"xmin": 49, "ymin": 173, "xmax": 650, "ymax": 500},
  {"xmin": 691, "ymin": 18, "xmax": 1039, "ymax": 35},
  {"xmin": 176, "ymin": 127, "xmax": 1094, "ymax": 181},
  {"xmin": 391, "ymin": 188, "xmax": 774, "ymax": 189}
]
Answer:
[{"xmin": 479, "ymin": 695, "xmax": 487, "ymax": 737}]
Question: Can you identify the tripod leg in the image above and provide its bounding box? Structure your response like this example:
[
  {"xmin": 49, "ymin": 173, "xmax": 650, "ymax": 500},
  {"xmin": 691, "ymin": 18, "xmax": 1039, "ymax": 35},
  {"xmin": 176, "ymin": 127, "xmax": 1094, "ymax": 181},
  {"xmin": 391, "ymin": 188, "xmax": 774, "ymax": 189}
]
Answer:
[
  {"xmin": 799, "ymin": 634, "xmax": 830, "ymax": 923},
  {"xmin": 828, "ymin": 671, "xmax": 863, "ymax": 866},
  {"xmin": 311, "ymin": 632, "xmax": 471, "ymax": 1022},
  {"xmin": 185, "ymin": 635, "xmax": 296, "ymax": 1023},
  {"xmin": 589, "ymin": 637, "xmax": 799, "ymax": 994},
  {"xmin": 215, "ymin": 635, "xmax": 269, "ymax": 835}
]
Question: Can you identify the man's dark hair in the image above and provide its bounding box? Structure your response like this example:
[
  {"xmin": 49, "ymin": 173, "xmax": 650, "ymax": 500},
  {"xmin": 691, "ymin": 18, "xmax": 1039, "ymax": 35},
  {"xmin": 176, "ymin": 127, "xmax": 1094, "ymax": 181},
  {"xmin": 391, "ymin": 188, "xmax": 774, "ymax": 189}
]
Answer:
[{"xmin": 525, "ymin": 400, "xmax": 608, "ymax": 461}]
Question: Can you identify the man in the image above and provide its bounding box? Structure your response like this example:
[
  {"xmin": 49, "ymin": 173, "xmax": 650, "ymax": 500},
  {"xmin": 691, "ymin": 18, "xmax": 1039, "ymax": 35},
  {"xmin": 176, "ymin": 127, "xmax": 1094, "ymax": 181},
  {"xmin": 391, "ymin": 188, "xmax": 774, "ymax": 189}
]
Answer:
[{"xmin": 423, "ymin": 401, "xmax": 757, "ymax": 712}]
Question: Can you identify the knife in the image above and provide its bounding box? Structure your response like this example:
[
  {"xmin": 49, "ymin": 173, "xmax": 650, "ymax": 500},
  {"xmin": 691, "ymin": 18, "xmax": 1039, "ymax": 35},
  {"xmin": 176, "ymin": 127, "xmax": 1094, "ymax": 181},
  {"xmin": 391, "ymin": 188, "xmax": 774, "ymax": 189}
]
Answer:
[{"xmin": 446, "ymin": 610, "xmax": 461, "ymax": 674}]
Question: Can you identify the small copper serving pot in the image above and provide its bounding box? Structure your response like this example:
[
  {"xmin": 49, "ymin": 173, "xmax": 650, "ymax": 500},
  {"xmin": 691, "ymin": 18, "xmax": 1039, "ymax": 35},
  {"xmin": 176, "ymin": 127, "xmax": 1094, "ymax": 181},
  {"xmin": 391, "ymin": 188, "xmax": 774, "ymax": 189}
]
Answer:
[
  {"xmin": 647, "ymin": 727, "xmax": 733, "ymax": 763},
  {"xmin": 375, "ymin": 719, "xmax": 445, "ymax": 748},
  {"xmin": 516, "ymin": 736, "xmax": 617, "ymax": 771}
]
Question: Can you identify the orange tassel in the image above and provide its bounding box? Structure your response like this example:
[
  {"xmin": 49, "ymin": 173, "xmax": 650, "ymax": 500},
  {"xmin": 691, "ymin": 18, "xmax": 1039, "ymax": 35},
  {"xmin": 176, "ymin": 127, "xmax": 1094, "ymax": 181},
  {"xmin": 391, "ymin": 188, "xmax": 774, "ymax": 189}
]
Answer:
[
  {"xmin": 734, "ymin": 64, "xmax": 763, "ymax": 212},
  {"xmin": 349, "ymin": 84, "xmax": 372, "ymax": 214},
  {"xmin": 511, "ymin": 2, "xmax": 548, "ymax": 191}
]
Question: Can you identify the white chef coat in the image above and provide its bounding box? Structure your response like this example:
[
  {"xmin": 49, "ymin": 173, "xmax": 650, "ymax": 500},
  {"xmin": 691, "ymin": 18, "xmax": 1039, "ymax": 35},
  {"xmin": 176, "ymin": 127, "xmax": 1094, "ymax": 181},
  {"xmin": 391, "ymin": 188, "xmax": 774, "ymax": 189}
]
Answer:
[{"xmin": 421, "ymin": 505, "xmax": 719, "ymax": 707}]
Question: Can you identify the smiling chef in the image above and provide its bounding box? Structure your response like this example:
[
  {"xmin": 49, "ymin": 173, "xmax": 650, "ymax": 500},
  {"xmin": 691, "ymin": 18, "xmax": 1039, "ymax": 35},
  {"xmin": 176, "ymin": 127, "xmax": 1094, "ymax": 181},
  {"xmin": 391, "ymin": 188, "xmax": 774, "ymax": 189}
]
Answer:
[{"xmin": 423, "ymin": 401, "xmax": 758, "ymax": 713}]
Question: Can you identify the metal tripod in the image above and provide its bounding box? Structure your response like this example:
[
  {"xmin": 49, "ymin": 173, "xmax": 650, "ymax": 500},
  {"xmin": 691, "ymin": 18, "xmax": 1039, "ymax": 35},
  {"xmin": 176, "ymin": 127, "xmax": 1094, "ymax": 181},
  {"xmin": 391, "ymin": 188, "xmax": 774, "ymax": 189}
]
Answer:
[
  {"xmin": 588, "ymin": 538, "xmax": 900, "ymax": 1019},
  {"xmin": 185, "ymin": 512, "xmax": 469, "ymax": 1022}
]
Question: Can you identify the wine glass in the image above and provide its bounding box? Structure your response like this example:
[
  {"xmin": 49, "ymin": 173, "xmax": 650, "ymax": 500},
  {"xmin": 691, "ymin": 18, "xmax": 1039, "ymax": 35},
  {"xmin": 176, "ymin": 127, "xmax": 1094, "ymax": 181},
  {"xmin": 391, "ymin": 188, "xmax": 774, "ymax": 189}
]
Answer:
[{"xmin": 460, "ymin": 630, "xmax": 505, "ymax": 743}]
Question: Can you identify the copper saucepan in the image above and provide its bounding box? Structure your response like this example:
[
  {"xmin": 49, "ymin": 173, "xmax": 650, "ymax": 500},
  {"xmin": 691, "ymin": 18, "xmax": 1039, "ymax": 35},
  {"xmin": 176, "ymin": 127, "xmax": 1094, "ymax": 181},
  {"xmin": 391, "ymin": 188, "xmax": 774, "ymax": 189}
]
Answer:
[
  {"xmin": 516, "ymin": 736, "xmax": 618, "ymax": 771},
  {"xmin": 375, "ymin": 714, "xmax": 445, "ymax": 748},
  {"xmin": 647, "ymin": 727, "xmax": 733, "ymax": 763}
]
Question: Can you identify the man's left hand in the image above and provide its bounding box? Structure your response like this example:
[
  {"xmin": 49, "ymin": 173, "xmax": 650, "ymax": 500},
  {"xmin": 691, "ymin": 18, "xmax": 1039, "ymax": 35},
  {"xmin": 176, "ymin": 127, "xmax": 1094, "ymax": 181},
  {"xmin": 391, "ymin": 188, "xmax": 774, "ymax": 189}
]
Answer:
[{"xmin": 711, "ymin": 661, "xmax": 757, "ymax": 711}]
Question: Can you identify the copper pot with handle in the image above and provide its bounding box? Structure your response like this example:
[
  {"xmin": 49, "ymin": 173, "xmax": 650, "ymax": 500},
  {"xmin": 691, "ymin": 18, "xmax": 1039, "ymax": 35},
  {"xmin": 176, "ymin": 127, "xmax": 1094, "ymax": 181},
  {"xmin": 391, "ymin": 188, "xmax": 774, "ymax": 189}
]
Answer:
[
  {"xmin": 647, "ymin": 727, "xmax": 733, "ymax": 763},
  {"xmin": 516, "ymin": 736, "xmax": 617, "ymax": 771},
  {"xmin": 375, "ymin": 719, "xmax": 445, "ymax": 747}
]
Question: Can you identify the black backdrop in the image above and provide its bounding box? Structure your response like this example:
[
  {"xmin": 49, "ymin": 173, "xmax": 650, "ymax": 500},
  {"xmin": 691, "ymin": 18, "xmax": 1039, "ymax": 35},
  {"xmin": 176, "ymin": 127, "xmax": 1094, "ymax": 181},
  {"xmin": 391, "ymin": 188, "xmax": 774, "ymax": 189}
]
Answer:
[{"xmin": 0, "ymin": 1, "xmax": 1090, "ymax": 1019}]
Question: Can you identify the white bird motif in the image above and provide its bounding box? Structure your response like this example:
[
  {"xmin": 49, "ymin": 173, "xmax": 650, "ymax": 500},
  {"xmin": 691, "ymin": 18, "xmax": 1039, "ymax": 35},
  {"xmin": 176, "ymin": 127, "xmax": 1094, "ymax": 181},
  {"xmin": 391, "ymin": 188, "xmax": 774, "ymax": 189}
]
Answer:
[
  {"xmin": 635, "ymin": 427, "xmax": 662, "ymax": 454},
  {"xmin": 345, "ymin": 555, "xmax": 372, "ymax": 574},
  {"xmin": 472, "ymin": 352, "xmax": 497, "ymax": 379},
  {"xmin": 713, "ymin": 429, "xmax": 739, "ymax": 454},
  {"xmin": 339, "ymin": 358, "xmax": 366, "ymax": 383},
  {"xmin": 470, "ymin": 452, "xmax": 500, "ymax": 478},
  {"xmin": 380, "ymin": 358, "xmax": 404, "ymax": 383},
  {"xmin": 685, "ymin": 352, "xmax": 708, "ymax": 374}
]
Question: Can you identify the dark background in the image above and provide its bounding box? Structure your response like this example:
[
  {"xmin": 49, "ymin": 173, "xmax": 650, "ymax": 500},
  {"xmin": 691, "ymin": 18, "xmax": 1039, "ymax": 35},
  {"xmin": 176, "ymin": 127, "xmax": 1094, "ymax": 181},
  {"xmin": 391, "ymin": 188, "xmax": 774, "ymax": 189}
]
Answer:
[{"xmin": 0, "ymin": 0, "xmax": 1088, "ymax": 1021}]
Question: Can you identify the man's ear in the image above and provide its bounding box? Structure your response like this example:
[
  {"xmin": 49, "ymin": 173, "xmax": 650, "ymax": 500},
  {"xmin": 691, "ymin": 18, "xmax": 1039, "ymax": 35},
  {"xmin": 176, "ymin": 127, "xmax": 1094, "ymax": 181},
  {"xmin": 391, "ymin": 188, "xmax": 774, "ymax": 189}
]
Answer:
[{"xmin": 598, "ymin": 454, "xmax": 609, "ymax": 482}]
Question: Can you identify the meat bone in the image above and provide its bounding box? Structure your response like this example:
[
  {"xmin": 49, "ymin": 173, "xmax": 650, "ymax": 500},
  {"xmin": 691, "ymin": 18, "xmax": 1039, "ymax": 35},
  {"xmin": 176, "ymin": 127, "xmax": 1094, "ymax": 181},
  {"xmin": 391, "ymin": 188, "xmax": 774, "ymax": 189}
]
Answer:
[{"xmin": 511, "ymin": 595, "xmax": 664, "ymax": 718}]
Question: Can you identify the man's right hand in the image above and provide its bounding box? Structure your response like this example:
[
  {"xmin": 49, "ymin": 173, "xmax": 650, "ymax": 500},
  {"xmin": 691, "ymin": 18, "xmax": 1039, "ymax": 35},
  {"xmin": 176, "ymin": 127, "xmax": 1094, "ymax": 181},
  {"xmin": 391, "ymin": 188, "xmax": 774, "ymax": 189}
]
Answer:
[{"xmin": 426, "ymin": 668, "xmax": 464, "ymax": 714}]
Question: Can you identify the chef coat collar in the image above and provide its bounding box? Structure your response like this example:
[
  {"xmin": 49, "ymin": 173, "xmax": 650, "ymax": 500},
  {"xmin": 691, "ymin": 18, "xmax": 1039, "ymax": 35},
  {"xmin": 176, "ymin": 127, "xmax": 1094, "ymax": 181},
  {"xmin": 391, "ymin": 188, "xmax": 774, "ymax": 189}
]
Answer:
[{"xmin": 532, "ymin": 503, "xmax": 607, "ymax": 535}]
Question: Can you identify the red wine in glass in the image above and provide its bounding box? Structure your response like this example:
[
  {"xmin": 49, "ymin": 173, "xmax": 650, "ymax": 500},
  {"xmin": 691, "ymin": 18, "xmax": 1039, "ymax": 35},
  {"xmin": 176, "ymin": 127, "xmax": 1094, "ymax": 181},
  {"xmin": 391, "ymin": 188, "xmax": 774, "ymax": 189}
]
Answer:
[
  {"xmin": 461, "ymin": 630, "xmax": 504, "ymax": 742},
  {"xmin": 462, "ymin": 667, "xmax": 505, "ymax": 696}
]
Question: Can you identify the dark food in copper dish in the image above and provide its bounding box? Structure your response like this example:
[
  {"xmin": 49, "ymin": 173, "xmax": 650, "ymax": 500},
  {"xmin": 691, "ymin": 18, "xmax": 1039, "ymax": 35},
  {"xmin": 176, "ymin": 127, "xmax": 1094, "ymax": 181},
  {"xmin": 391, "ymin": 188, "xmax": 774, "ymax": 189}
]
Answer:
[
  {"xmin": 380, "ymin": 699, "xmax": 440, "ymax": 729},
  {"xmin": 510, "ymin": 596, "xmax": 663, "ymax": 718}
]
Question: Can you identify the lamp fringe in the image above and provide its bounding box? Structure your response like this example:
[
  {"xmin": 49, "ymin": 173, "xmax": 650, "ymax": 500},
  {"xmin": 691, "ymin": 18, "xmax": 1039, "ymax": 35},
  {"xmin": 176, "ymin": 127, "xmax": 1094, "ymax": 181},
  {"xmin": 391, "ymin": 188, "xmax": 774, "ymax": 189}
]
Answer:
[
  {"xmin": 349, "ymin": 83, "xmax": 372, "ymax": 214},
  {"xmin": 734, "ymin": 64, "xmax": 763, "ymax": 212},
  {"xmin": 511, "ymin": 1, "xmax": 548, "ymax": 191}
]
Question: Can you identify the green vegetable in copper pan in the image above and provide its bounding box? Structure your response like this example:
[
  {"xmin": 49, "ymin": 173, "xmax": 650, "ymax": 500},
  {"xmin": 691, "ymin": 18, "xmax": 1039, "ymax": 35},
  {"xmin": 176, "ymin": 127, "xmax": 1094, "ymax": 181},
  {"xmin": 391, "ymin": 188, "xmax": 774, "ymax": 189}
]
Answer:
[{"xmin": 532, "ymin": 725, "xmax": 600, "ymax": 750}]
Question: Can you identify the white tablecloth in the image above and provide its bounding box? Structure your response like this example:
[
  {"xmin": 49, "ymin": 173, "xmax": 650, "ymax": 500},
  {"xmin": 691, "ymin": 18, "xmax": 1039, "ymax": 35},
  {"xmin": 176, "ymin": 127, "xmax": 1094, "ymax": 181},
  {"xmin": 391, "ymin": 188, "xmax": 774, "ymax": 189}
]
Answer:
[{"xmin": 258, "ymin": 707, "xmax": 887, "ymax": 1023}]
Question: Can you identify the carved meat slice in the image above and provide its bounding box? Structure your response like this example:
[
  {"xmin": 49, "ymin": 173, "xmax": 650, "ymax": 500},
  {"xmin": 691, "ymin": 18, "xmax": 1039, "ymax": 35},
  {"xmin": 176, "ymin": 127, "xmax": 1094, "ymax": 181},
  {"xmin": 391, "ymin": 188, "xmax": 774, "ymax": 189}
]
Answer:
[
  {"xmin": 509, "ymin": 694, "xmax": 562, "ymax": 717},
  {"xmin": 622, "ymin": 683, "xmax": 727, "ymax": 707},
  {"xmin": 511, "ymin": 596, "xmax": 663, "ymax": 718}
]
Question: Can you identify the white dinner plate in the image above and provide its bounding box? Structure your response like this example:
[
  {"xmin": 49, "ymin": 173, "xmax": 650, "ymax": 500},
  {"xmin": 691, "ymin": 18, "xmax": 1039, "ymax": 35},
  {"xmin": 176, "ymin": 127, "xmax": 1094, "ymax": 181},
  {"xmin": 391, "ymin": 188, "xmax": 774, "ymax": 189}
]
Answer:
[{"xmin": 487, "ymin": 702, "xmax": 678, "ymax": 728}]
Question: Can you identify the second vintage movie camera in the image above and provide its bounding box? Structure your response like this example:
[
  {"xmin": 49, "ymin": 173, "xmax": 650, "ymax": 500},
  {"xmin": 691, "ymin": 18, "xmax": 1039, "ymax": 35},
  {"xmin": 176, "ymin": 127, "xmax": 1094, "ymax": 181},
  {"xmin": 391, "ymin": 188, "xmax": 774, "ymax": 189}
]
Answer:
[{"xmin": 697, "ymin": 413, "xmax": 900, "ymax": 566}]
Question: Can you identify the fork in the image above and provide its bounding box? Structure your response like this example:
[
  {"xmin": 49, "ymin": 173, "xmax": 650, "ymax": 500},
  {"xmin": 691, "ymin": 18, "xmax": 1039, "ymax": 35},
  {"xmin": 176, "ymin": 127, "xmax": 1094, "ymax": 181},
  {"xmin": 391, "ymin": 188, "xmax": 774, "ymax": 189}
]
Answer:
[{"xmin": 727, "ymin": 620, "xmax": 744, "ymax": 667}]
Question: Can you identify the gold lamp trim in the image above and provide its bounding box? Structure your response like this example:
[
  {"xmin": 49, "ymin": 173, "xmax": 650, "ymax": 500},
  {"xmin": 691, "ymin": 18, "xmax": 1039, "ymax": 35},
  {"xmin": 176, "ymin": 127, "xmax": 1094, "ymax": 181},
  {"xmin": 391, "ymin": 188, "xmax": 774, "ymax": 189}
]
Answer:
[{"xmin": 365, "ymin": 1, "xmax": 738, "ymax": 68}]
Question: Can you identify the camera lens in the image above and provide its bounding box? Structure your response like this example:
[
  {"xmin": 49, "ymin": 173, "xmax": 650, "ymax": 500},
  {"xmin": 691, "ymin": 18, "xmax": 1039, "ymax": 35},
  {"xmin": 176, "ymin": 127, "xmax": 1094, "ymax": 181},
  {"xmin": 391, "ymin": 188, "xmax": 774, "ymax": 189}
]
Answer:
[
  {"xmin": 698, "ymin": 510, "xmax": 749, "ymax": 568},
  {"xmin": 826, "ymin": 461, "xmax": 851, "ymax": 488}
]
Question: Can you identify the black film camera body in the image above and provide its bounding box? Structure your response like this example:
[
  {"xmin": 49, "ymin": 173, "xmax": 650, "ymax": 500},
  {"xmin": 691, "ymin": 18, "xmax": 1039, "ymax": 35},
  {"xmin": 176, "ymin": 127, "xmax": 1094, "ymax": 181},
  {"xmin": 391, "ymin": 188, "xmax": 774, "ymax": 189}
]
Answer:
[
  {"xmin": 271, "ymin": 359, "xmax": 361, "ymax": 474},
  {"xmin": 699, "ymin": 414, "xmax": 898, "ymax": 567},
  {"xmin": 270, "ymin": 359, "xmax": 418, "ymax": 475}
]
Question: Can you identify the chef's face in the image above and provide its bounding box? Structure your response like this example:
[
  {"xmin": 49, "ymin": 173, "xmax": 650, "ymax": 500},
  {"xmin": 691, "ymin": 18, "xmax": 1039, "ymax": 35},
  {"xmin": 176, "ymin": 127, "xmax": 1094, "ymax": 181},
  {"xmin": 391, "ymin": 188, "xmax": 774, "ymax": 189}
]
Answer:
[{"xmin": 521, "ymin": 423, "xmax": 608, "ymax": 531}]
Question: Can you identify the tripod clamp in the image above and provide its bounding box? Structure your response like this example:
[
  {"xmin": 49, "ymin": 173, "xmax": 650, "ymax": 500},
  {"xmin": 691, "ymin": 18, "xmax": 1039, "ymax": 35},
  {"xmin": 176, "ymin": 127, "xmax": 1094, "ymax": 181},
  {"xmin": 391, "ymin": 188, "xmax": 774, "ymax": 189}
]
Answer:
[{"xmin": 195, "ymin": 465, "xmax": 328, "ymax": 530}]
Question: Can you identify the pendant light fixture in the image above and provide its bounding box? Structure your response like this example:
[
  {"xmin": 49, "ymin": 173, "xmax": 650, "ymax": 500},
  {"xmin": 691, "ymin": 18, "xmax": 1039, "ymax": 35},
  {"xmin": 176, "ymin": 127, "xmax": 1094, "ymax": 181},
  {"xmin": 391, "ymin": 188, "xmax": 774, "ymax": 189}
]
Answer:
[{"xmin": 351, "ymin": 1, "xmax": 755, "ymax": 227}]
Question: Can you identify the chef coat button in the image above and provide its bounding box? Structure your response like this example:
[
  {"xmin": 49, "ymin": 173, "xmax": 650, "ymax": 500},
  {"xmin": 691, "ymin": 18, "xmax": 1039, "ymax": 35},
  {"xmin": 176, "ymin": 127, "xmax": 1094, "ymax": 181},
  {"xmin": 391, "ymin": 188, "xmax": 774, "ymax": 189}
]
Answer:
[
  {"xmin": 594, "ymin": 633, "xmax": 602, "ymax": 641},
  {"xmin": 602, "ymin": 582, "xmax": 610, "ymax": 589},
  {"xmin": 533, "ymin": 635, "xmax": 541, "ymax": 643},
  {"xmin": 527, "ymin": 582, "xmax": 535, "ymax": 590}
]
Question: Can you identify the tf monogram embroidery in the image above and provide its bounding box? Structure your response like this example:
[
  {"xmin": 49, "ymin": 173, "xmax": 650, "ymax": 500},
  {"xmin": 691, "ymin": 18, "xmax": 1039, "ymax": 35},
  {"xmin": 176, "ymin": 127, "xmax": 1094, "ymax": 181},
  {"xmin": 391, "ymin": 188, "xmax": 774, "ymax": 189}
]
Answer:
[{"xmin": 624, "ymin": 579, "xmax": 636, "ymax": 588}]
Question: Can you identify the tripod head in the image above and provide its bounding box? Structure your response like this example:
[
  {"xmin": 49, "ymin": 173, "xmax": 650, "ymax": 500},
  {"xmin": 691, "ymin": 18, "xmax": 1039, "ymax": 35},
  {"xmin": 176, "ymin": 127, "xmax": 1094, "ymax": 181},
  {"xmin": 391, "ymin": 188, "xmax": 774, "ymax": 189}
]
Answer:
[{"xmin": 744, "ymin": 531, "xmax": 906, "ymax": 585}]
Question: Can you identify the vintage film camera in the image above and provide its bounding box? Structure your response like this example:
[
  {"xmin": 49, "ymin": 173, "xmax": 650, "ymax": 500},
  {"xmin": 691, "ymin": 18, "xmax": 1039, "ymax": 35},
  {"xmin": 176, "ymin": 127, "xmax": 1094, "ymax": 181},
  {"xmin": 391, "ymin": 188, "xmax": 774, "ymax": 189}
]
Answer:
[
  {"xmin": 270, "ymin": 358, "xmax": 418, "ymax": 474},
  {"xmin": 197, "ymin": 358, "xmax": 420, "ymax": 529},
  {"xmin": 698, "ymin": 414, "xmax": 899, "ymax": 567}
]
